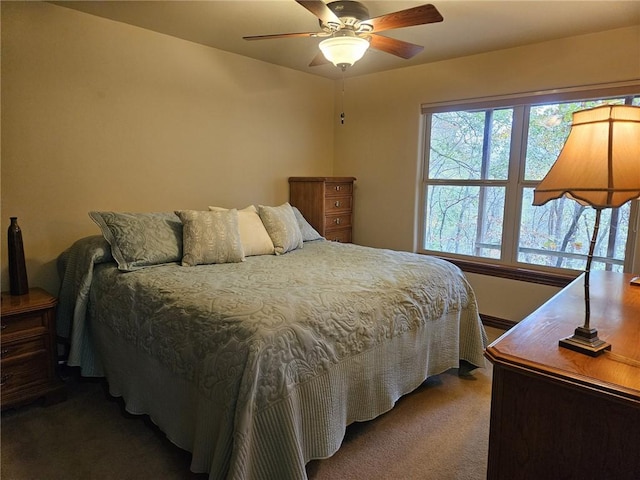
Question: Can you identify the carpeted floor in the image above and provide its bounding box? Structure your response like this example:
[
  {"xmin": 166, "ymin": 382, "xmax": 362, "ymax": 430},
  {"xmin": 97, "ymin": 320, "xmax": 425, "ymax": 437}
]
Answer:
[{"xmin": 1, "ymin": 327, "xmax": 505, "ymax": 480}]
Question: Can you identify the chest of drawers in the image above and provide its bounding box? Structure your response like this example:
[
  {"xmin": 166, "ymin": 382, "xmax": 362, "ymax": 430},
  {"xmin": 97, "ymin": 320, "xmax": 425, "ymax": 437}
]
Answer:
[
  {"xmin": 289, "ymin": 176, "xmax": 356, "ymax": 243},
  {"xmin": 485, "ymin": 272, "xmax": 640, "ymax": 479},
  {"xmin": 1, "ymin": 288, "xmax": 65, "ymax": 409}
]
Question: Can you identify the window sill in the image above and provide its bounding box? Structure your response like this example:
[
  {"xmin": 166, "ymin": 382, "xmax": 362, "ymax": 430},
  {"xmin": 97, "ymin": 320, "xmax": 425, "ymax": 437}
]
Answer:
[{"xmin": 435, "ymin": 256, "xmax": 578, "ymax": 288}]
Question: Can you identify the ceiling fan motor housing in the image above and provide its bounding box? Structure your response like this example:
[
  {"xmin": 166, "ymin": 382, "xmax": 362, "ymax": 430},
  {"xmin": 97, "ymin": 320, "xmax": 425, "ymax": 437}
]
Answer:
[{"xmin": 322, "ymin": 1, "xmax": 371, "ymax": 30}]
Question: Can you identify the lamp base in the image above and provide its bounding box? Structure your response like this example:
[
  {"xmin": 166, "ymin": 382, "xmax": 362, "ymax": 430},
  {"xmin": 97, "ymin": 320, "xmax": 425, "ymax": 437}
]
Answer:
[{"xmin": 559, "ymin": 326, "xmax": 611, "ymax": 357}]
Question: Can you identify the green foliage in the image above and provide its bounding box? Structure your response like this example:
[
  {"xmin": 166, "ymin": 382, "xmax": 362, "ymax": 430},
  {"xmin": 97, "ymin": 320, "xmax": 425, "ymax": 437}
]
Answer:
[{"xmin": 424, "ymin": 98, "xmax": 633, "ymax": 271}]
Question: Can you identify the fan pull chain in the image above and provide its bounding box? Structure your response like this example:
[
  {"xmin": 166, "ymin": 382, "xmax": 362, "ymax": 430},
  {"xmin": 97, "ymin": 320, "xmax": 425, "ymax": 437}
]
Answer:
[{"xmin": 340, "ymin": 71, "xmax": 345, "ymax": 125}]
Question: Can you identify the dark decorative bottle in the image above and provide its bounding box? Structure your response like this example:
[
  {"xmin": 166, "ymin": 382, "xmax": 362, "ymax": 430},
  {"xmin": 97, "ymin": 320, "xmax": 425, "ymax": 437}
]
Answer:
[{"xmin": 8, "ymin": 217, "xmax": 29, "ymax": 295}]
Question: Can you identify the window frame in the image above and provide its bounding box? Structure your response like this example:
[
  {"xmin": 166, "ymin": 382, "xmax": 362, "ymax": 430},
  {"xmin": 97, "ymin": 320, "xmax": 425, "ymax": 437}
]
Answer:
[{"xmin": 418, "ymin": 82, "xmax": 640, "ymax": 286}]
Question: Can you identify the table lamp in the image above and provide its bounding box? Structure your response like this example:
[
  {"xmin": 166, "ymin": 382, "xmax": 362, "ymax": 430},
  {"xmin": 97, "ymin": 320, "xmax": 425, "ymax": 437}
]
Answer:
[{"xmin": 533, "ymin": 104, "xmax": 640, "ymax": 356}]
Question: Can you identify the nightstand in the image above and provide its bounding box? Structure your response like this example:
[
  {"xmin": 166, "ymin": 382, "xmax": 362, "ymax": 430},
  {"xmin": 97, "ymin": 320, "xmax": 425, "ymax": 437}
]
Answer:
[{"xmin": 1, "ymin": 288, "xmax": 66, "ymax": 409}]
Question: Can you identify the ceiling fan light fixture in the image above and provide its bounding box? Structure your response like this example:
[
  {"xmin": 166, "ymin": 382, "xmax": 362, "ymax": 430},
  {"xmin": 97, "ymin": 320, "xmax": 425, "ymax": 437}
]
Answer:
[{"xmin": 319, "ymin": 35, "xmax": 369, "ymax": 69}]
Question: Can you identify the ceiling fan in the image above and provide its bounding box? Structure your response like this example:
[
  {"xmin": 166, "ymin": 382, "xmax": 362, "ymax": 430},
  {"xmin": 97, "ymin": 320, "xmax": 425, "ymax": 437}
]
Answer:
[{"xmin": 244, "ymin": 0, "xmax": 443, "ymax": 70}]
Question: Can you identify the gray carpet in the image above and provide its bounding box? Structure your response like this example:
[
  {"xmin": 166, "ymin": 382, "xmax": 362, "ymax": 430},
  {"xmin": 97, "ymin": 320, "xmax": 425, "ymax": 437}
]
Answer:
[{"xmin": 1, "ymin": 327, "xmax": 504, "ymax": 480}]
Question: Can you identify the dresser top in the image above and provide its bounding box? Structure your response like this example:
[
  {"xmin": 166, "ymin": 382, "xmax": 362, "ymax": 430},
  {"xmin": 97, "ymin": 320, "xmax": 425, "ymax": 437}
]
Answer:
[
  {"xmin": 486, "ymin": 271, "xmax": 640, "ymax": 403},
  {"xmin": 288, "ymin": 177, "xmax": 356, "ymax": 183}
]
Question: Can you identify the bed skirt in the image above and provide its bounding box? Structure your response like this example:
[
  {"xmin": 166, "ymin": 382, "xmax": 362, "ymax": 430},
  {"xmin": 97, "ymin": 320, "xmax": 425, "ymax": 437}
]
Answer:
[{"xmin": 92, "ymin": 308, "xmax": 484, "ymax": 480}]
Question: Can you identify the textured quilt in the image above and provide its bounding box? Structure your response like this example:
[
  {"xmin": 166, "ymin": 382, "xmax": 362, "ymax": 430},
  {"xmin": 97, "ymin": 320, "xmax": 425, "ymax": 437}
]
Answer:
[{"xmin": 57, "ymin": 236, "xmax": 487, "ymax": 479}]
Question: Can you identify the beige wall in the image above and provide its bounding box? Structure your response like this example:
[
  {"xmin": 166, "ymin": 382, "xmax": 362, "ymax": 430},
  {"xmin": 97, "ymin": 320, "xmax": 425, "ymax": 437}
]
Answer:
[
  {"xmin": 1, "ymin": 2, "xmax": 335, "ymax": 294},
  {"xmin": 333, "ymin": 25, "xmax": 640, "ymax": 321}
]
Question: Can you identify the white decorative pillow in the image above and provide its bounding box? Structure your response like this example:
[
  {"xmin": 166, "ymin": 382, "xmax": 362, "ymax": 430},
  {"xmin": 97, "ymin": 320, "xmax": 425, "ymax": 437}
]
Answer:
[
  {"xmin": 175, "ymin": 210, "xmax": 244, "ymax": 266},
  {"xmin": 257, "ymin": 203, "xmax": 304, "ymax": 255},
  {"xmin": 291, "ymin": 206, "xmax": 324, "ymax": 242},
  {"xmin": 209, "ymin": 205, "xmax": 274, "ymax": 256}
]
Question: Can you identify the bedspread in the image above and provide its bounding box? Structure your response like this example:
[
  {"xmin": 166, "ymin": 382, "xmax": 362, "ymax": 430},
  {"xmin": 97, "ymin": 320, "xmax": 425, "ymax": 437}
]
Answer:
[{"xmin": 58, "ymin": 237, "xmax": 487, "ymax": 479}]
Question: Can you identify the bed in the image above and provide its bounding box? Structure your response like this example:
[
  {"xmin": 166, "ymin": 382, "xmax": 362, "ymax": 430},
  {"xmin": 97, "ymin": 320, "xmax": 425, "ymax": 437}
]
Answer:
[{"xmin": 56, "ymin": 206, "xmax": 487, "ymax": 480}]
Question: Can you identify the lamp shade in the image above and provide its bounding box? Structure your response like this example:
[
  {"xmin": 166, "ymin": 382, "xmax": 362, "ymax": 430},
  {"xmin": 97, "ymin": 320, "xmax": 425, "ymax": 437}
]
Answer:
[
  {"xmin": 319, "ymin": 35, "xmax": 369, "ymax": 68},
  {"xmin": 533, "ymin": 104, "xmax": 640, "ymax": 208}
]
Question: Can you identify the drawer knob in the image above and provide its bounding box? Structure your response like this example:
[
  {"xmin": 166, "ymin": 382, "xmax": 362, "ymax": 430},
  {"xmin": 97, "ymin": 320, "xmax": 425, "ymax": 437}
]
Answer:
[
  {"xmin": 0, "ymin": 374, "xmax": 11, "ymax": 386},
  {"xmin": 334, "ymin": 218, "xmax": 341, "ymax": 225},
  {"xmin": 0, "ymin": 324, "xmax": 6, "ymax": 330},
  {"xmin": 334, "ymin": 185, "xmax": 341, "ymax": 191},
  {"xmin": 334, "ymin": 201, "xmax": 341, "ymax": 208},
  {"xmin": 0, "ymin": 348, "xmax": 10, "ymax": 358}
]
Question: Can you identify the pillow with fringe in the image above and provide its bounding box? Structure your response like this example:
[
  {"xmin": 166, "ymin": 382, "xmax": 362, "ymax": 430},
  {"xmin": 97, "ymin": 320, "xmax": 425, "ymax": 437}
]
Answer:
[{"xmin": 89, "ymin": 211, "xmax": 182, "ymax": 271}]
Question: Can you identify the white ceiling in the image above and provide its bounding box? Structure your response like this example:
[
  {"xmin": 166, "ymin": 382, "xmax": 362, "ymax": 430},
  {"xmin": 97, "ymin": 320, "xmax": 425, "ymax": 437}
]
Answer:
[{"xmin": 53, "ymin": 1, "xmax": 640, "ymax": 80}]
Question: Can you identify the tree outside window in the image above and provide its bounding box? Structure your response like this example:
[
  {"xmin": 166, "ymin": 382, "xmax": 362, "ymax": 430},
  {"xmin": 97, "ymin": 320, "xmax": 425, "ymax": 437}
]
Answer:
[{"xmin": 421, "ymin": 90, "xmax": 639, "ymax": 274}]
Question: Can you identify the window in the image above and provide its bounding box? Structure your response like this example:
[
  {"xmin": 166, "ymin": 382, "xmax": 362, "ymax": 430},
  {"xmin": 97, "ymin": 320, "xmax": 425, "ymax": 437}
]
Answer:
[{"xmin": 420, "ymin": 85, "xmax": 640, "ymax": 276}]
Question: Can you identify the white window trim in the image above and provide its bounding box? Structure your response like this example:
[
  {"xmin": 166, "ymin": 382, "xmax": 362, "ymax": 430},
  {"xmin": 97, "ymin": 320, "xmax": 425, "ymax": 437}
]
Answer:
[{"xmin": 418, "ymin": 81, "xmax": 640, "ymax": 277}]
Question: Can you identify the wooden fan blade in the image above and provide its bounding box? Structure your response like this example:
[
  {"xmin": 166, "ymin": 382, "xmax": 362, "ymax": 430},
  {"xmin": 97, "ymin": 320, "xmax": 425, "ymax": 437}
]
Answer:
[
  {"xmin": 369, "ymin": 34, "xmax": 424, "ymax": 59},
  {"xmin": 309, "ymin": 50, "xmax": 330, "ymax": 67},
  {"xmin": 296, "ymin": 0, "xmax": 341, "ymax": 26},
  {"xmin": 366, "ymin": 4, "xmax": 443, "ymax": 33},
  {"xmin": 243, "ymin": 32, "xmax": 317, "ymax": 41}
]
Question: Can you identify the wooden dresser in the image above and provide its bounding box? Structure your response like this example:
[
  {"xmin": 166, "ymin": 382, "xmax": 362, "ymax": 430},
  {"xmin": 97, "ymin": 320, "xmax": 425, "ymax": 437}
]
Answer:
[
  {"xmin": 289, "ymin": 177, "xmax": 356, "ymax": 243},
  {"xmin": 1, "ymin": 288, "xmax": 65, "ymax": 409},
  {"xmin": 485, "ymin": 271, "xmax": 640, "ymax": 480}
]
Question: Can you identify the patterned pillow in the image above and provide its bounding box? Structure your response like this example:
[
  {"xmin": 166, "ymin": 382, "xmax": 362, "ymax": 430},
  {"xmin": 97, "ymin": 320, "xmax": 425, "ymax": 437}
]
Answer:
[
  {"xmin": 176, "ymin": 209, "xmax": 244, "ymax": 266},
  {"xmin": 291, "ymin": 206, "xmax": 324, "ymax": 242},
  {"xmin": 257, "ymin": 203, "xmax": 304, "ymax": 255},
  {"xmin": 209, "ymin": 205, "xmax": 274, "ymax": 256},
  {"xmin": 89, "ymin": 211, "xmax": 182, "ymax": 271}
]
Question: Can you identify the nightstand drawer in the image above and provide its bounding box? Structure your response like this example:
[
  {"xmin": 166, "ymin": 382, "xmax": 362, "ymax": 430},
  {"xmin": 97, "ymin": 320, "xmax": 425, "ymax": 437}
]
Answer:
[
  {"xmin": 1, "ymin": 336, "xmax": 48, "ymax": 360},
  {"xmin": 326, "ymin": 182, "xmax": 353, "ymax": 196},
  {"xmin": 325, "ymin": 214, "xmax": 352, "ymax": 230},
  {"xmin": 324, "ymin": 196, "xmax": 352, "ymax": 213},
  {"xmin": 1, "ymin": 350, "xmax": 50, "ymax": 395},
  {"xmin": 325, "ymin": 228, "xmax": 352, "ymax": 243},
  {"xmin": 1, "ymin": 312, "xmax": 47, "ymax": 337}
]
